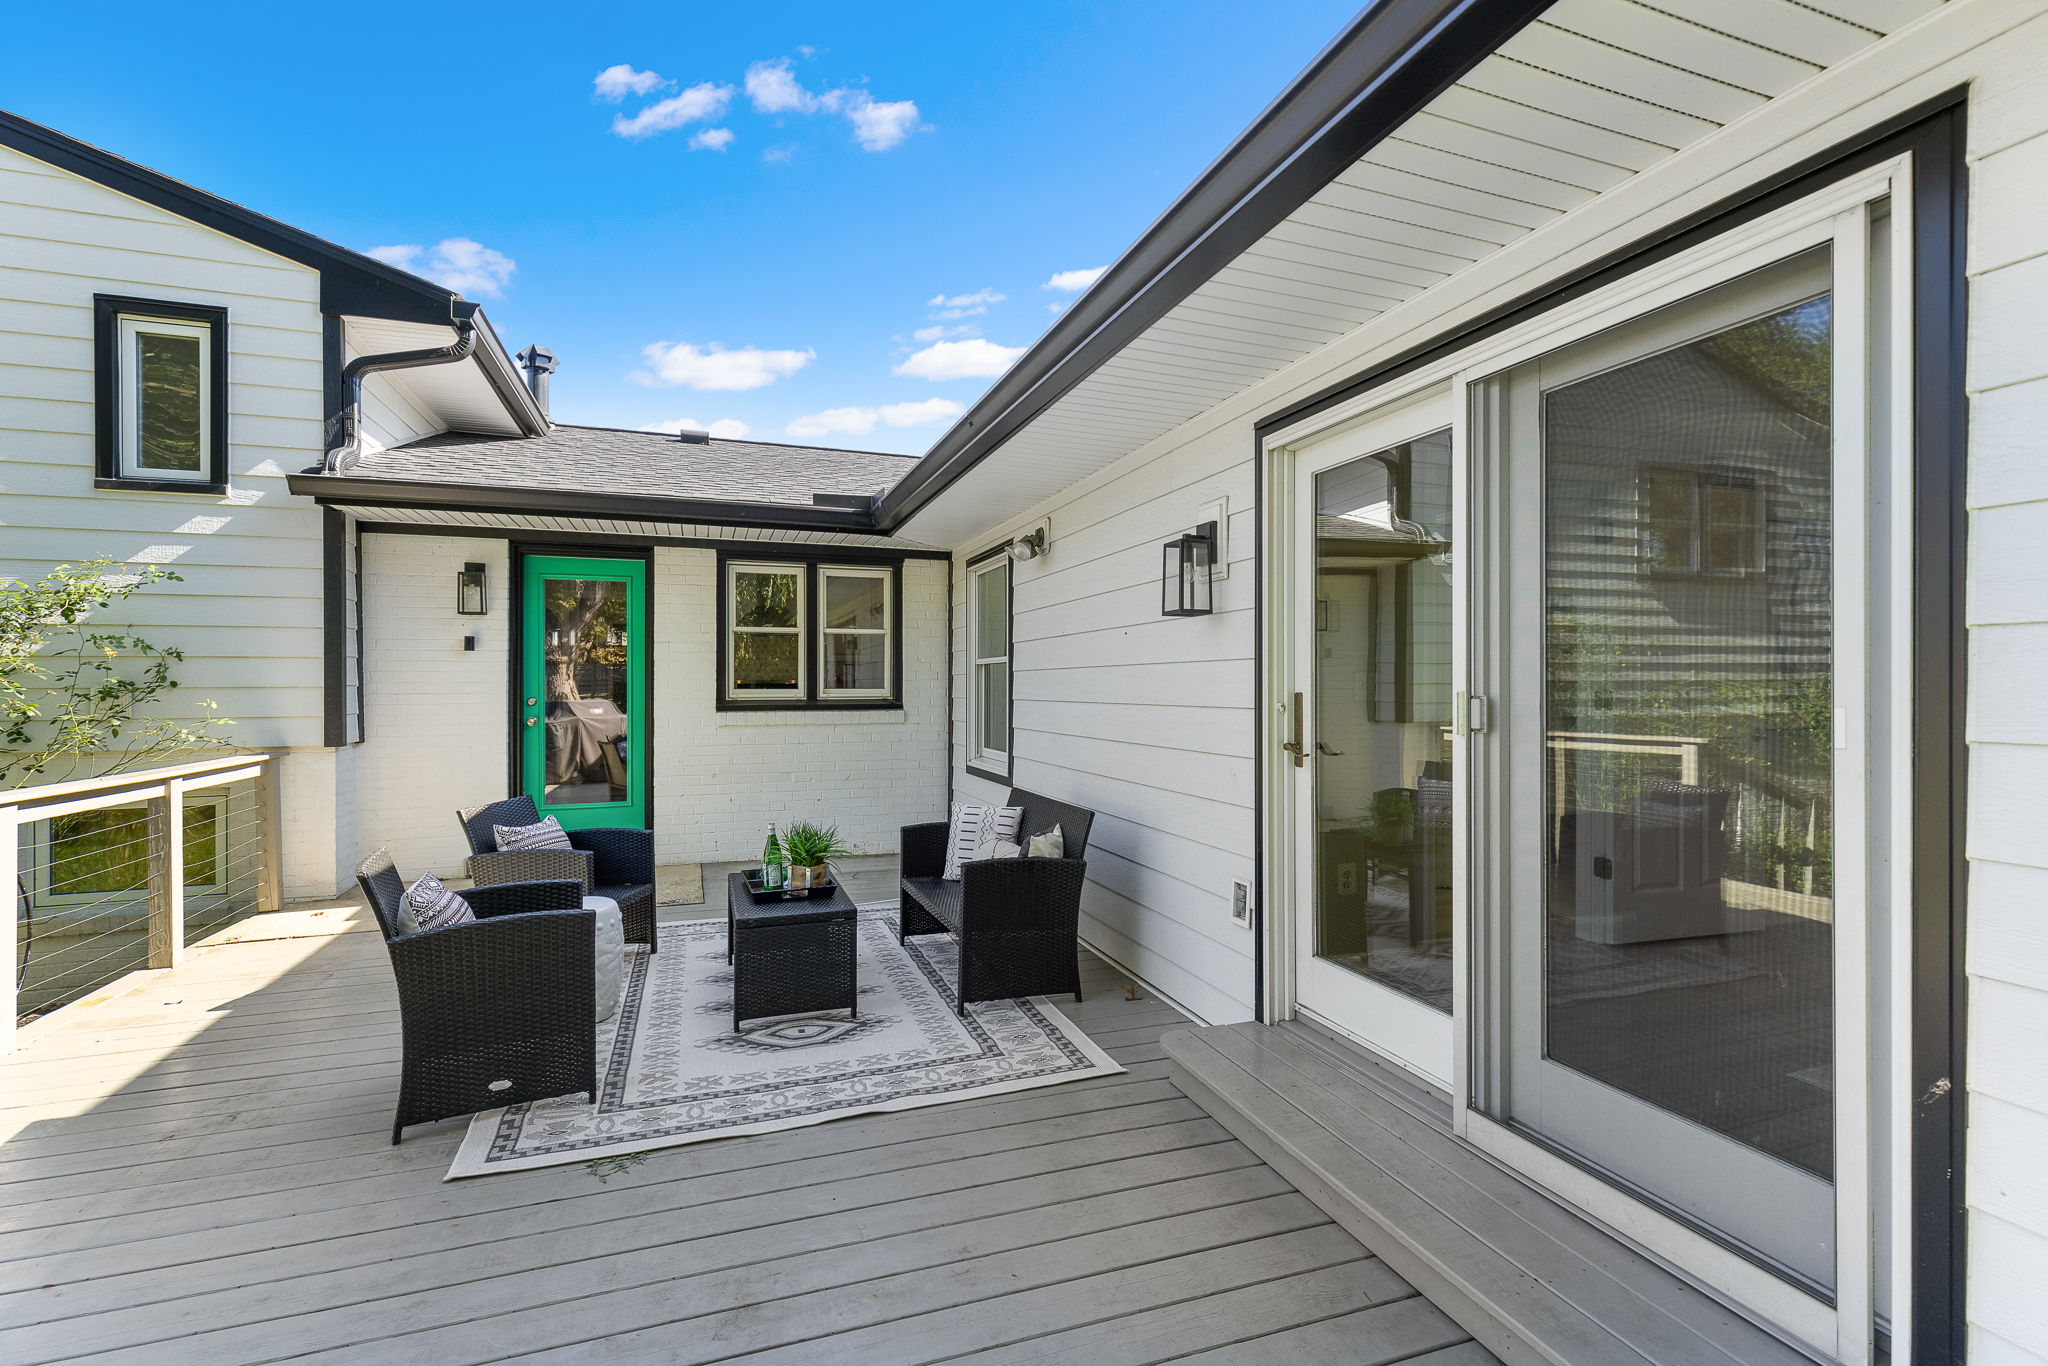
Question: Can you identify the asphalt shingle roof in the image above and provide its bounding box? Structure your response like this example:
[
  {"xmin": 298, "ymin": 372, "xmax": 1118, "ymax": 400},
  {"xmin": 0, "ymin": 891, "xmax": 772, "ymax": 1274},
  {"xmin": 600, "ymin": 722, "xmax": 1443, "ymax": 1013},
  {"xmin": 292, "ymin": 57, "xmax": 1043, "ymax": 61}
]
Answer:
[{"xmin": 354, "ymin": 425, "xmax": 916, "ymax": 508}]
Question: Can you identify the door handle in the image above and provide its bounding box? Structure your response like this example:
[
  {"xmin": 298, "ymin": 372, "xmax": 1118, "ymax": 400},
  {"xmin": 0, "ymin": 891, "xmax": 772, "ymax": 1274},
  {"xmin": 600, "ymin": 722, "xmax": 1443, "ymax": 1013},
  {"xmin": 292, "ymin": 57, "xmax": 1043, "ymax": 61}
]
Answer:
[{"xmin": 1281, "ymin": 692, "xmax": 1306, "ymax": 767}]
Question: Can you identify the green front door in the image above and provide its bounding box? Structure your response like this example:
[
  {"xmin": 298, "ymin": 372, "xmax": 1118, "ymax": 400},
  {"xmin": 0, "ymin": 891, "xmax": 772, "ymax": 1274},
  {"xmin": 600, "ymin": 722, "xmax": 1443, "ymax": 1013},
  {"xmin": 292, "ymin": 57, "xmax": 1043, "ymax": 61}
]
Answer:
[{"xmin": 519, "ymin": 555, "xmax": 648, "ymax": 830}]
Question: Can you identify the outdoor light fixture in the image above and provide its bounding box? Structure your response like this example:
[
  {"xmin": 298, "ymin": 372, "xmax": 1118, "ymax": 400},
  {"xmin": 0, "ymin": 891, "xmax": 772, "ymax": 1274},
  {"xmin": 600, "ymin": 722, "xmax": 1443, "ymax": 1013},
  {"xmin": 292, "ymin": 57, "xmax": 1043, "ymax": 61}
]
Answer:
[
  {"xmin": 456, "ymin": 562, "xmax": 488, "ymax": 616},
  {"xmin": 1161, "ymin": 521, "xmax": 1216, "ymax": 617},
  {"xmin": 1008, "ymin": 527, "xmax": 1047, "ymax": 562}
]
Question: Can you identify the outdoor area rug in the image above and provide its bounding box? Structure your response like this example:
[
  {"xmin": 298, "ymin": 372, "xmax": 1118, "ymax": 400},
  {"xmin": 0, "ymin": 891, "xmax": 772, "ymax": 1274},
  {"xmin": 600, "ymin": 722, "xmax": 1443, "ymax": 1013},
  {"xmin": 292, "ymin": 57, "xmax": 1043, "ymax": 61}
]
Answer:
[{"xmin": 446, "ymin": 904, "xmax": 1123, "ymax": 1178}]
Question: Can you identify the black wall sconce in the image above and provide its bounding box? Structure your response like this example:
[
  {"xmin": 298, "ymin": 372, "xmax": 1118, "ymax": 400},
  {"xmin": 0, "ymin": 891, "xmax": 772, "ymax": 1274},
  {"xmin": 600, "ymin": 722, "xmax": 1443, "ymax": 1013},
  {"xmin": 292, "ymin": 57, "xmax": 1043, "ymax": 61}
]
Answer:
[
  {"xmin": 1161, "ymin": 521, "xmax": 1216, "ymax": 617},
  {"xmin": 456, "ymin": 562, "xmax": 488, "ymax": 616}
]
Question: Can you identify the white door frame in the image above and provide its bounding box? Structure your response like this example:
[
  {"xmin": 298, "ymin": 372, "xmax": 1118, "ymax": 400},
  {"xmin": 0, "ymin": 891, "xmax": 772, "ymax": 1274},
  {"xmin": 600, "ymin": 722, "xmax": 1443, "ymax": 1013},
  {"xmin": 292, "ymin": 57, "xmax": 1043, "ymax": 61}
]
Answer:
[{"xmin": 1258, "ymin": 159, "xmax": 1914, "ymax": 1366}]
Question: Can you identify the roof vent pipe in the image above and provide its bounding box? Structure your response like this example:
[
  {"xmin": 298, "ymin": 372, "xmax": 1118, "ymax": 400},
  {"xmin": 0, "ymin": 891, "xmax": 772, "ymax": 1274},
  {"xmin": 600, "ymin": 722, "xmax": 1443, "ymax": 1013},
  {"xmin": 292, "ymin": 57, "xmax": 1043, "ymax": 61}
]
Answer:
[
  {"xmin": 515, "ymin": 345, "xmax": 557, "ymax": 413},
  {"xmin": 319, "ymin": 317, "xmax": 479, "ymax": 473}
]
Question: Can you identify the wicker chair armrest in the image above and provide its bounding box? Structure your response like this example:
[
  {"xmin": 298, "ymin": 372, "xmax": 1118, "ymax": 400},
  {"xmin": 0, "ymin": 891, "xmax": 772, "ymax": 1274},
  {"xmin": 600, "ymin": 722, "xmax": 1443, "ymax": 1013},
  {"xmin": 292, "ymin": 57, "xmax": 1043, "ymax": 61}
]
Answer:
[
  {"xmin": 569, "ymin": 827, "xmax": 655, "ymax": 885},
  {"xmin": 467, "ymin": 849, "xmax": 594, "ymax": 891},
  {"xmin": 901, "ymin": 821, "xmax": 949, "ymax": 880},
  {"xmin": 462, "ymin": 878, "xmax": 587, "ymax": 918},
  {"xmin": 957, "ymin": 856, "xmax": 1088, "ymax": 932},
  {"xmin": 388, "ymin": 909, "xmax": 597, "ymax": 1029}
]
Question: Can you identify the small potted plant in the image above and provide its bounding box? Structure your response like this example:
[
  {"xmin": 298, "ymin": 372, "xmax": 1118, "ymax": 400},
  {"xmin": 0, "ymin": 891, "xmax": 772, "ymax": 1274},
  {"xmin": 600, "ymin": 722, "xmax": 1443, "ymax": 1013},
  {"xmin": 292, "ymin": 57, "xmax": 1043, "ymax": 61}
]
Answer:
[{"xmin": 780, "ymin": 821, "xmax": 851, "ymax": 892}]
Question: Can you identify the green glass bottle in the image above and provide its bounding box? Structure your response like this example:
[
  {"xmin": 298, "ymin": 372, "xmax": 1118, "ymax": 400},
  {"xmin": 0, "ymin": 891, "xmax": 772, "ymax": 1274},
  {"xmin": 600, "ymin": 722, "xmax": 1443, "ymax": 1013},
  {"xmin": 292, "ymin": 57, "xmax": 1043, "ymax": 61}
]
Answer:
[{"xmin": 762, "ymin": 823, "xmax": 785, "ymax": 891}]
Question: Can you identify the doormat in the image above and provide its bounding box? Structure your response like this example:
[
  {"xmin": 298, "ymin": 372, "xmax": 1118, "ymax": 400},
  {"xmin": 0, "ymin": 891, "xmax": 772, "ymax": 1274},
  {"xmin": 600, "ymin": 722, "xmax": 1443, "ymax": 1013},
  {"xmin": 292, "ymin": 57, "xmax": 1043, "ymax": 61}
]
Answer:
[{"xmin": 447, "ymin": 905, "xmax": 1123, "ymax": 1178}]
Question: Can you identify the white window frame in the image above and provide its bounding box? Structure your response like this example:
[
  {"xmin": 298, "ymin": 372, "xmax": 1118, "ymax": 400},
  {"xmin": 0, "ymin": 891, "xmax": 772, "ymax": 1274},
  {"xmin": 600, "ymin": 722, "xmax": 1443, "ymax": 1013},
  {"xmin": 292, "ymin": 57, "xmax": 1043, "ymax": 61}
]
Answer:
[
  {"xmin": 725, "ymin": 562, "xmax": 807, "ymax": 701},
  {"xmin": 26, "ymin": 796, "xmax": 227, "ymax": 907},
  {"xmin": 967, "ymin": 554, "xmax": 1011, "ymax": 774},
  {"xmin": 817, "ymin": 565, "xmax": 894, "ymax": 700},
  {"xmin": 115, "ymin": 313, "xmax": 214, "ymax": 484}
]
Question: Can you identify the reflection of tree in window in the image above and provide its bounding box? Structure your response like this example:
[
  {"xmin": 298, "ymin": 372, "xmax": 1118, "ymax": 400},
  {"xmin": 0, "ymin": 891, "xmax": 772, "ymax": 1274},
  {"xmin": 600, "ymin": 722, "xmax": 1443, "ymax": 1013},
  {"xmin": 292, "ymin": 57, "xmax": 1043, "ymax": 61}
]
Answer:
[
  {"xmin": 545, "ymin": 582, "xmax": 628, "ymax": 706},
  {"xmin": 732, "ymin": 571, "xmax": 800, "ymax": 691},
  {"xmin": 137, "ymin": 332, "xmax": 202, "ymax": 471}
]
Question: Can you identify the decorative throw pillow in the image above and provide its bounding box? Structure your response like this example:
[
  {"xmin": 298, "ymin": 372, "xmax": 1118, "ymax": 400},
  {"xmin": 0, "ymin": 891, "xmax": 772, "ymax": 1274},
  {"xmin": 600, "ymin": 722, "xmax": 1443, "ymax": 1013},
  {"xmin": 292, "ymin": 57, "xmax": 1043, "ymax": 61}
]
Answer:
[
  {"xmin": 966, "ymin": 830, "xmax": 1024, "ymax": 867},
  {"xmin": 493, "ymin": 815, "xmax": 574, "ymax": 852},
  {"xmin": 943, "ymin": 802, "xmax": 1023, "ymax": 880},
  {"xmin": 1026, "ymin": 825, "xmax": 1065, "ymax": 859},
  {"xmin": 398, "ymin": 872, "xmax": 476, "ymax": 936}
]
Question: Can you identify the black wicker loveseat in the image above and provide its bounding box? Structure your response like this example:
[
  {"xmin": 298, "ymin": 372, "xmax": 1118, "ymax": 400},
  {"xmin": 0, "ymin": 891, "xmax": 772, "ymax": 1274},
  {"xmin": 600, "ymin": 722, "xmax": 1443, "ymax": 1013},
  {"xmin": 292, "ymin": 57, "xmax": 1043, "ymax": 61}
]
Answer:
[
  {"xmin": 899, "ymin": 789, "xmax": 1095, "ymax": 1014},
  {"xmin": 456, "ymin": 796, "xmax": 657, "ymax": 953},
  {"xmin": 354, "ymin": 849, "xmax": 597, "ymax": 1144}
]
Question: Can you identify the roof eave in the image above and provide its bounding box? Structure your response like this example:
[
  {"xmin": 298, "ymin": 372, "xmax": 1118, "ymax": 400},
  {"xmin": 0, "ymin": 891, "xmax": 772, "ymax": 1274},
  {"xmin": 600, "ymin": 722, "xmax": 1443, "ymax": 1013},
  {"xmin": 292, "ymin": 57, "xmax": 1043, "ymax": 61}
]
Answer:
[
  {"xmin": 285, "ymin": 472, "xmax": 885, "ymax": 536},
  {"xmin": 0, "ymin": 108, "xmax": 463, "ymax": 327},
  {"xmin": 874, "ymin": 0, "xmax": 1553, "ymax": 535}
]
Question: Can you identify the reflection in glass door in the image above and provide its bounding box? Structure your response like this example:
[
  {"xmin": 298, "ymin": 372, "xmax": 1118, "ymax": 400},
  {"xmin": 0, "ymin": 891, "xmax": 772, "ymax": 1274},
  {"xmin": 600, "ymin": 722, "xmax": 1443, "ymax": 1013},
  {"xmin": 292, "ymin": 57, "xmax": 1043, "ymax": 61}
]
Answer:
[
  {"xmin": 1483, "ymin": 249, "xmax": 1842, "ymax": 1291},
  {"xmin": 1292, "ymin": 396, "xmax": 1456, "ymax": 1084},
  {"xmin": 520, "ymin": 555, "xmax": 648, "ymax": 830}
]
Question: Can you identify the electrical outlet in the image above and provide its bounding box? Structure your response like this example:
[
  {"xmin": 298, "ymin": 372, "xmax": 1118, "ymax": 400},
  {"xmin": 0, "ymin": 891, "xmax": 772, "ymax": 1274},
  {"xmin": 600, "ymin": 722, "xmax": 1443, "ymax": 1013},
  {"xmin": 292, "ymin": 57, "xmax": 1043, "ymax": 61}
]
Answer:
[
  {"xmin": 1337, "ymin": 863, "xmax": 1358, "ymax": 896},
  {"xmin": 1230, "ymin": 879, "xmax": 1253, "ymax": 928}
]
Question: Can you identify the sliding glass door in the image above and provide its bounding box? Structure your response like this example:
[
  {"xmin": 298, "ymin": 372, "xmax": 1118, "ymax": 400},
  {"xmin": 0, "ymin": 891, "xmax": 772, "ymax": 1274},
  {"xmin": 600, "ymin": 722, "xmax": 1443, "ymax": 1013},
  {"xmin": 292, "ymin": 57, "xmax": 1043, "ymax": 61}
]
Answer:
[{"xmin": 1477, "ymin": 249, "xmax": 1843, "ymax": 1290}]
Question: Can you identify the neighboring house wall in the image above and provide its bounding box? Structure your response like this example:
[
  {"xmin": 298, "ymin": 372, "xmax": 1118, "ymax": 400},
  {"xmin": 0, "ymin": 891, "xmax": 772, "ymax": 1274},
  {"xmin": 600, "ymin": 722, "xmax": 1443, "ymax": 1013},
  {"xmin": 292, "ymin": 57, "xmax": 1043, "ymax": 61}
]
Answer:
[
  {"xmin": 944, "ymin": 4, "xmax": 2048, "ymax": 1354},
  {"xmin": 654, "ymin": 549, "xmax": 949, "ymax": 864},
  {"xmin": 0, "ymin": 140, "xmax": 345, "ymax": 896}
]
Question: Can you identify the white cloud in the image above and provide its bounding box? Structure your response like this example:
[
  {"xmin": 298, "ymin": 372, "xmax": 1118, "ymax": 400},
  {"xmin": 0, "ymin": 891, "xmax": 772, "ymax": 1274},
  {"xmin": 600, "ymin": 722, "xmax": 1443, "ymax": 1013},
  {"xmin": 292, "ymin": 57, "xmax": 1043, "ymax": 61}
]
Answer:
[
  {"xmin": 611, "ymin": 82, "xmax": 736, "ymax": 140},
  {"xmin": 1042, "ymin": 266, "xmax": 1106, "ymax": 293},
  {"xmin": 594, "ymin": 64, "xmax": 667, "ymax": 101},
  {"xmin": 746, "ymin": 58, "xmax": 819, "ymax": 114},
  {"xmin": 762, "ymin": 145, "xmax": 797, "ymax": 163},
  {"xmin": 892, "ymin": 338, "xmax": 1024, "ymax": 381},
  {"xmin": 689, "ymin": 127, "xmax": 735, "ymax": 151},
  {"xmin": 842, "ymin": 94, "xmax": 923, "ymax": 151},
  {"xmin": 785, "ymin": 397, "xmax": 964, "ymax": 439},
  {"xmin": 631, "ymin": 342, "xmax": 814, "ymax": 391},
  {"xmin": 925, "ymin": 288, "xmax": 1003, "ymax": 320},
  {"xmin": 639, "ymin": 417, "xmax": 752, "ymax": 439},
  {"xmin": 911, "ymin": 324, "xmax": 978, "ymax": 342},
  {"xmin": 366, "ymin": 238, "xmax": 516, "ymax": 298}
]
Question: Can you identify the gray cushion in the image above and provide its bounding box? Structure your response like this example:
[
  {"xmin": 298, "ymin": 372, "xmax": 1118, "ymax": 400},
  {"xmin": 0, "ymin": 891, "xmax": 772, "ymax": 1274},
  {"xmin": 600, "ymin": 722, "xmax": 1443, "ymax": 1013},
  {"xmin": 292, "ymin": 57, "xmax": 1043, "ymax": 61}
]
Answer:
[{"xmin": 585, "ymin": 895, "xmax": 626, "ymax": 1023}]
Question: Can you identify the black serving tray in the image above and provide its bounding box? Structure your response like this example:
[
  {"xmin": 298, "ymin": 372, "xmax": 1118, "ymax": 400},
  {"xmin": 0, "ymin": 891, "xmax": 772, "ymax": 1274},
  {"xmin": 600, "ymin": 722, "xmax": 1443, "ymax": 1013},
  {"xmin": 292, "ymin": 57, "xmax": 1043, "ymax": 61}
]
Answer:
[{"xmin": 743, "ymin": 869, "xmax": 837, "ymax": 903}]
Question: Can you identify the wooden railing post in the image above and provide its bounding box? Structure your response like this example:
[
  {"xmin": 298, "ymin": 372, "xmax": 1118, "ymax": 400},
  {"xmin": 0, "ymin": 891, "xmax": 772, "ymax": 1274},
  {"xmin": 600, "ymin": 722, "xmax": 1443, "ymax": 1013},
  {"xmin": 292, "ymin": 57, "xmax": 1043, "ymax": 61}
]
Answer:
[
  {"xmin": 146, "ymin": 778, "xmax": 185, "ymax": 970},
  {"xmin": 2, "ymin": 805, "xmax": 18, "ymax": 1053},
  {"xmin": 255, "ymin": 756, "xmax": 284, "ymax": 912}
]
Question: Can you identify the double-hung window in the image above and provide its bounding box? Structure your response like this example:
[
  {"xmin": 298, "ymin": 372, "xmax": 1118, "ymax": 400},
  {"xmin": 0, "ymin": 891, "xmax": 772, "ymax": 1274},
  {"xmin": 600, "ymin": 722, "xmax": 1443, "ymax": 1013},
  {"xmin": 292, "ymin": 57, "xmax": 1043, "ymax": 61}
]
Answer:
[
  {"xmin": 966, "ymin": 552, "xmax": 1011, "ymax": 777},
  {"xmin": 721, "ymin": 557, "xmax": 900, "ymax": 708},
  {"xmin": 94, "ymin": 296, "xmax": 228, "ymax": 492}
]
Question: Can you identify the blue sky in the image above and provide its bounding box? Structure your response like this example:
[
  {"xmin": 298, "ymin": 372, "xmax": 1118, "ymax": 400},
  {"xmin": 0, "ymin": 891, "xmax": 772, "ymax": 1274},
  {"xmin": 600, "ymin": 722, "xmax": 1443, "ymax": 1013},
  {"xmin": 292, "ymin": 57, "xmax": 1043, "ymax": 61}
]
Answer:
[{"xmin": 2, "ymin": 2, "xmax": 1361, "ymax": 453}]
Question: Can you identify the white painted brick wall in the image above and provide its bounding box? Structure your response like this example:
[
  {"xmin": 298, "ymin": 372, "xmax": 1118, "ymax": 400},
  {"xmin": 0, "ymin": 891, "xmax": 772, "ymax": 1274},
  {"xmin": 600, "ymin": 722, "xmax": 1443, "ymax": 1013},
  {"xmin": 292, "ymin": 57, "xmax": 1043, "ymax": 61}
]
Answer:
[
  {"xmin": 353, "ymin": 535, "xmax": 512, "ymax": 879},
  {"xmin": 654, "ymin": 549, "xmax": 949, "ymax": 862}
]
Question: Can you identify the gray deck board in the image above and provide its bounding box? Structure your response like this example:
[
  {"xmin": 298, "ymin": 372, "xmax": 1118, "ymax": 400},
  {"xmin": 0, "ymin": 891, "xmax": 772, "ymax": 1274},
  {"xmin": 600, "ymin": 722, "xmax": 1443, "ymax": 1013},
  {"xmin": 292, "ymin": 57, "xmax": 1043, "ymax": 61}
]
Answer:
[{"xmin": 0, "ymin": 920, "xmax": 1492, "ymax": 1365}]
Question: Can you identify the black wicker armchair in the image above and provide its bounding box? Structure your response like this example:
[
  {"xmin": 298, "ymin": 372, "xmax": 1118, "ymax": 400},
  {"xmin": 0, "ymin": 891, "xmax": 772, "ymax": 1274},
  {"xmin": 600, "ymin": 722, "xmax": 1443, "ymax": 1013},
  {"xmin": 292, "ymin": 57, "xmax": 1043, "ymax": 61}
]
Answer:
[
  {"xmin": 354, "ymin": 849, "xmax": 597, "ymax": 1144},
  {"xmin": 456, "ymin": 796, "xmax": 657, "ymax": 953},
  {"xmin": 899, "ymin": 789, "xmax": 1096, "ymax": 1014}
]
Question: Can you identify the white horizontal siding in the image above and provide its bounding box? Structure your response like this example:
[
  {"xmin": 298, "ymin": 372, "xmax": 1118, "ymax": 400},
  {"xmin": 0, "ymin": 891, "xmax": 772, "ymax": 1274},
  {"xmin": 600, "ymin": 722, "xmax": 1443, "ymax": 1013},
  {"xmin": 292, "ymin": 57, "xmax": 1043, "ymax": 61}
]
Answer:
[{"xmin": 0, "ymin": 141, "xmax": 327, "ymax": 756}]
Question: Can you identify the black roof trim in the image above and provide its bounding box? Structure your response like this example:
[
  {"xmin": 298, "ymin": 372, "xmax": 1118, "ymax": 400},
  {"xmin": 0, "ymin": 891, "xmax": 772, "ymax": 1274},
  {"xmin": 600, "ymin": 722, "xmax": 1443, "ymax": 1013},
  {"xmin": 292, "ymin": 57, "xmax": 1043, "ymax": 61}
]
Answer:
[
  {"xmin": 872, "ymin": 0, "xmax": 1553, "ymax": 531},
  {"xmin": 286, "ymin": 471, "xmax": 886, "ymax": 536},
  {"xmin": 0, "ymin": 108, "xmax": 463, "ymax": 327}
]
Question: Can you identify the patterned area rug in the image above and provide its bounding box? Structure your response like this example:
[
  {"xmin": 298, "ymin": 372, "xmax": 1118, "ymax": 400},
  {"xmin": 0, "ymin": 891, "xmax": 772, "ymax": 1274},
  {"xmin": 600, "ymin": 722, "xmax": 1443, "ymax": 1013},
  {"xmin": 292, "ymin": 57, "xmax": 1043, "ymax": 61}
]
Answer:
[{"xmin": 447, "ymin": 904, "xmax": 1123, "ymax": 1179}]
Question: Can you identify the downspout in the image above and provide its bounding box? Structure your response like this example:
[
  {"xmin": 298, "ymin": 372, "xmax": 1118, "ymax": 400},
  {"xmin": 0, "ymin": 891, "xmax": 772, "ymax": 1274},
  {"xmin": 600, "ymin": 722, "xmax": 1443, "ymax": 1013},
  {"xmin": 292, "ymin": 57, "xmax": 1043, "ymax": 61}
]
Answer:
[{"xmin": 319, "ymin": 315, "xmax": 480, "ymax": 472}]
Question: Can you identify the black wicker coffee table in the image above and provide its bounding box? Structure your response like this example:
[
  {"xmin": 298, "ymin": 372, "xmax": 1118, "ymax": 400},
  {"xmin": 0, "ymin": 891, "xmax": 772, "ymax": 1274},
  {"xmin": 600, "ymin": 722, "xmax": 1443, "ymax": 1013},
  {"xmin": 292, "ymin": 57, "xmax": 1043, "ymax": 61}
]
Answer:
[{"xmin": 726, "ymin": 872, "xmax": 859, "ymax": 1032}]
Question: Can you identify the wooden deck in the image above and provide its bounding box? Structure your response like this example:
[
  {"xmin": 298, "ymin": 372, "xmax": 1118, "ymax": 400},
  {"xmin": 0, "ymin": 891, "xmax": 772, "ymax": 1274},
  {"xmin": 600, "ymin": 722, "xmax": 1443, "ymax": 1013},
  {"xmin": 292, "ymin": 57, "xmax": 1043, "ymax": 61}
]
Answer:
[{"xmin": 0, "ymin": 907, "xmax": 1495, "ymax": 1365}]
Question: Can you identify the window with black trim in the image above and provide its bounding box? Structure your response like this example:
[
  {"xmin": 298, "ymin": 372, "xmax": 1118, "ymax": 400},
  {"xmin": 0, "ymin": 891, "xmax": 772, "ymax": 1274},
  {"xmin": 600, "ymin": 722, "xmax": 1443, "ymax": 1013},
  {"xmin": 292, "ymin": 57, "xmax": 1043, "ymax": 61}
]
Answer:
[
  {"xmin": 966, "ymin": 551, "xmax": 1011, "ymax": 777},
  {"xmin": 93, "ymin": 296, "xmax": 229, "ymax": 493},
  {"xmin": 720, "ymin": 555, "xmax": 901, "ymax": 708},
  {"xmin": 1639, "ymin": 467, "xmax": 1765, "ymax": 575}
]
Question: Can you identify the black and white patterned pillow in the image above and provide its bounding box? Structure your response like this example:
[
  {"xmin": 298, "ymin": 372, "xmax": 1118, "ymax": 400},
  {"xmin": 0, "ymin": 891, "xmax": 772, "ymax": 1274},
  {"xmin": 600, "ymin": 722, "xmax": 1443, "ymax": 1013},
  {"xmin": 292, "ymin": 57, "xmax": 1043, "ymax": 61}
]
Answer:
[
  {"xmin": 943, "ymin": 802, "xmax": 1023, "ymax": 880},
  {"xmin": 398, "ymin": 872, "xmax": 476, "ymax": 935},
  {"xmin": 493, "ymin": 815, "xmax": 574, "ymax": 852}
]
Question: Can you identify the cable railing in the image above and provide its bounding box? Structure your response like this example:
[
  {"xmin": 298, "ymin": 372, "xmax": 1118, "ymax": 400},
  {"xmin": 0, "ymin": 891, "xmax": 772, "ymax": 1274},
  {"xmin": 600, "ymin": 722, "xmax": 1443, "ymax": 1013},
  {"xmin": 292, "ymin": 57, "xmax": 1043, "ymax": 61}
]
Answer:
[{"xmin": 6, "ymin": 753, "xmax": 281, "ymax": 1042}]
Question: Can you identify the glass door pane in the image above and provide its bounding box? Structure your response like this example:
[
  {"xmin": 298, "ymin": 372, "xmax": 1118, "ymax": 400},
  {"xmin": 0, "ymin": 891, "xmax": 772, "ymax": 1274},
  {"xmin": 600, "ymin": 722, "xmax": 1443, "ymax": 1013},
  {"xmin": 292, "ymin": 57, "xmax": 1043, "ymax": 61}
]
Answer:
[
  {"xmin": 1312, "ymin": 431, "xmax": 1455, "ymax": 1011},
  {"xmin": 1486, "ymin": 249, "xmax": 1840, "ymax": 1290}
]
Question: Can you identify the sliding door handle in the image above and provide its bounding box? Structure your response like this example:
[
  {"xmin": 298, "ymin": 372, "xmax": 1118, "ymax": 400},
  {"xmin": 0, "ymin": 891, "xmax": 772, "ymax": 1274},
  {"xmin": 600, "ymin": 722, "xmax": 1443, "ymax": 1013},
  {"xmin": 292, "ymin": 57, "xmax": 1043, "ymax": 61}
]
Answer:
[{"xmin": 1280, "ymin": 692, "xmax": 1307, "ymax": 767}]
